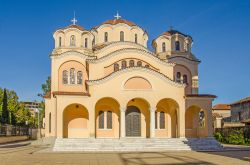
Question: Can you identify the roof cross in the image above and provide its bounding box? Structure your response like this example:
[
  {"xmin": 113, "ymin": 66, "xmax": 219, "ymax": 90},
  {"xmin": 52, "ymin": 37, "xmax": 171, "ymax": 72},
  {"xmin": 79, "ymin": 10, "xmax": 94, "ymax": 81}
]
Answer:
[
  {"xmin": 114, "ymin": 11, "xmax": 121, "ymax": 20},
  {"xmin": 71, "ymin": 11, "xmax": 77, "ymax": 25}
]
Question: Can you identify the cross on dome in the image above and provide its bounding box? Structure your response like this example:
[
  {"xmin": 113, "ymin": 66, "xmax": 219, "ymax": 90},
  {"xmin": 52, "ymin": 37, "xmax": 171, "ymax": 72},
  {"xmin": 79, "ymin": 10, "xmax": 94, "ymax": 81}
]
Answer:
[
  {"xmin": 71, "ymin": 11, "xmax": 77, "ymax": 25},
  {"xmin": 114, "ymin": 11, "xmax": 121, "ymax": 20}
]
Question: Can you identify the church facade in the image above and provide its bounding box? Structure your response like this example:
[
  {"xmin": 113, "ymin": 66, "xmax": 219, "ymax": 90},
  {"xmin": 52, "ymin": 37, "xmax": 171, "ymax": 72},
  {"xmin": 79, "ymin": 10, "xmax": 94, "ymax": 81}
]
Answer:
[{"xmin": 44, "ymin": 15, "xmax": 216, "ymax": 140}]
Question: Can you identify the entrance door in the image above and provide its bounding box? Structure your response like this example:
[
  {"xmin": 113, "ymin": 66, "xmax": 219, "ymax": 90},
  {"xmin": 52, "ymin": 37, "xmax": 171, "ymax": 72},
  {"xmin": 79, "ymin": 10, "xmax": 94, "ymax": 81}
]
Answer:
[{"xmin": 126, "ymin": 106, "xmax": 141, "ymax": 137}]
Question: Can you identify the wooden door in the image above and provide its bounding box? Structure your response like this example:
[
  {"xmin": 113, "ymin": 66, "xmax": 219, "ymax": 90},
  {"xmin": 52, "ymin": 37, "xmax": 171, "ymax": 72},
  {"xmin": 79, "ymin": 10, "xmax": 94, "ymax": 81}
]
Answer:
[{"xmin": 126, "ymin": 106, "xmax": 141, "ymax": 137}]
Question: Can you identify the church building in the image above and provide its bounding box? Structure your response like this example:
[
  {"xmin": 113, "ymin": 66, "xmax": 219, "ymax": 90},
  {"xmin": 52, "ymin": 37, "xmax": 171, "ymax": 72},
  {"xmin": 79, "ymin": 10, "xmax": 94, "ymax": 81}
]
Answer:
[{"xmin": 44, "ymin": 14, "xmax": 216, "ymax": 146}]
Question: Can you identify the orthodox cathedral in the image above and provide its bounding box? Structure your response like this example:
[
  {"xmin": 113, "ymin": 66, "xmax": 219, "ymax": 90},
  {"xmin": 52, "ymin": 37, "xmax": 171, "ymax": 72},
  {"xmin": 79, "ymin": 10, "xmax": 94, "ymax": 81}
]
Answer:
[{"xmin": 44, "ymin": 13, "xmax": 219, "ymax": 151}]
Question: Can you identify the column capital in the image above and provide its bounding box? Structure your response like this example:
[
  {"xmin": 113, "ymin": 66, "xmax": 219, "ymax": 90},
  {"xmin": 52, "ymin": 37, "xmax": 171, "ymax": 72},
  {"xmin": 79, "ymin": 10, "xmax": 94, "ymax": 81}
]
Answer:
[
  {"xmin": 149, "ymin": 107, "xmax": 157, "ymax": 112},
  {"xmin": 120, "ymin": 107, "xmax": 126, "ymax": 112}
]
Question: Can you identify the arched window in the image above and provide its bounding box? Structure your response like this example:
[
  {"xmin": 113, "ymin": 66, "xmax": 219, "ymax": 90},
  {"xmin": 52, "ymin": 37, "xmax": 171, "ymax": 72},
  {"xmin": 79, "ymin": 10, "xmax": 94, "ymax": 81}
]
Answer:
[
  {"xmin": 70, "ymin": 35, "xmax": 76, "ymax": 46},
  {"xmin": 155, "ymin": 112, "xmax": 158, "ymax": 129},
  {"xmin": 199, "ymin": 111, "xmax": 205, "ymax": 128},
  {"xmin": 107, "ymin": 111, "xmax": 112, "ymax": 129},
  {"xmin": 104, "ymin": 32, "xmax": 108, "ymax": 42},
  {"xmin": 137, "ymin": 61, "xmax": 142, "ymax": 67},
  {"xmin": 145, "ymin": 64, "xmax": 149, "ymax": 68},
  {"xmin": 99, "ymin": 111, "xmax": 104, "ymax": 129},
  {"xmin": 77, "ymin": 71, "xmax": 83, "ymax": 84},
  {"xmin": 175, "ymin": 41, "xmax": 180, "ymax": 51},
  {"xmin": 49, "ymin": 113, "xmax": 51, "ymax": 133},
  {"xmin": 59, "ymin": 37, "xmax": 62, "ymax": 47},
  {"xmin": 114, "ymin": 63, "xmax": 119, "ymax": 71},
  {"xmin": 162, "ymin": 42, "xmax": 166, "ymax": 52},
  {"xmin": 70, "ymin": 68, "xmax": 75, "ymax": 84},
  {"xmin": 120, "ymin": 31, "xmax": 124, "ymax": 41},
  {"xmin": 176, "ymin": 72, "xmax": 181, "ymax": 83},
  {"xmin": 160, "ymin": 111, "xmax": 165, "ymax": 129},
  {"xmin": 135, "ymin": 34, "xmax": 138, "ymax": 43},
  {"xmin": 62, "ymin": 70, "xmax": 68, "ymax": 84},
  {"xmin": 183, "ymin": 74, "xmax": 188, "ymax": 84},
  {"xmin": 85, "ymin": 38, "xmax": 88, "ymax": 48},
  {"xmin": 121, "ymin": 60, "xmax": 127, "ymax": 69},
  {"xmin": 129, "ymin": 60, "xmax": 134, "ymax": 67}
]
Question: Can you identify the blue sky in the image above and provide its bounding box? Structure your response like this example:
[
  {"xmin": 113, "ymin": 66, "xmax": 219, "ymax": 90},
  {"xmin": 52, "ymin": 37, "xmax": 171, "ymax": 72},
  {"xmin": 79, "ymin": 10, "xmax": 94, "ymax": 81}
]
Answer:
[{"xmin": 0, "ymin": 0, "xmax": 249, "ymax": 104}]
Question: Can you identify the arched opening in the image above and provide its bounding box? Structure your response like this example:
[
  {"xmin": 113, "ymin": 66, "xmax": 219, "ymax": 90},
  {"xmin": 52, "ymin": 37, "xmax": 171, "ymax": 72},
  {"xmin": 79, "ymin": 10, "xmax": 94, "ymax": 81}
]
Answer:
[
  {"xmin": 63, "ymin": 104, "xmax": 89, "ymax": 138},
  {"xmin": 185, "ymin": 105, "xmax": 206, "ymax": 138},
  {"xmin": 155, "ymin": 98, "xmax": 179, "ymax": 138},
  {"xmin": 126, "ymin": 98, "xmax": 150, "ymax": 138},
  {"xmin": 95, "ymin": 97, "xmax": 120, "ymax": 138}
]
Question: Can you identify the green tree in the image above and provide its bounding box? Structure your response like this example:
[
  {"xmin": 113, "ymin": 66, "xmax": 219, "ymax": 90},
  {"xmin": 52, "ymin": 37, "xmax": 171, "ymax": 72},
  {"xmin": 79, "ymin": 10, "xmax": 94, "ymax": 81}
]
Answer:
[
  {"xmin": 1, "ymin": 88, "xmax": 10, "ymax": 124},
  {"xmin": 38, "ymin": 76, "xmax": 51, "ymax": 127}
]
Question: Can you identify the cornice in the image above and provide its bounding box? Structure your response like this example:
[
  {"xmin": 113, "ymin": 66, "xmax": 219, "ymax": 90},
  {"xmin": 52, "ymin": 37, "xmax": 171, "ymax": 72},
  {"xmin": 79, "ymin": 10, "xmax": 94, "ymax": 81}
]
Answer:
[
  {"xmin": 86, "ymin": 66, "xmax": 185, "ymax": 88},
  {"xmin": 50, "ymin": 50, "xmax": 97, "ymax": 60},
  {"xmin": 87, "ymin": 48, "xmax": 175, "ymax": 67},
  {"xmin": 94, "ymin": 41, "xmax": 147, "ymax": 54}
]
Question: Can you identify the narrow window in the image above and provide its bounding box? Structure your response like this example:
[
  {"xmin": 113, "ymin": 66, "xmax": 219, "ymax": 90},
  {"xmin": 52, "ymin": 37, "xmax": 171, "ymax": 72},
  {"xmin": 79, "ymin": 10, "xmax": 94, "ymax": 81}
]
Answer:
[
  {"xmin": 183, "ymin": 74, "xmax": 188, "ymax": 84},
  {"xmin": 59, "ymin": 37, "xmax": 62, "ymax": 47},
  {"xmin": 49, "ymin": 113, "xmax": 51, "ymax": 133},
  {"xmin": 199, "ymin": 111, "xmax": 205, "ymax": 128},
  {"xmin": 107, "ymin": 111, "xmax": 112, "ymax": 129},
  {"xmin": 85, "ymin": 38, "xmax": 88, "ymax": 48},
  {"xmin": 92, "ymin": 37, "xmax": 95, "ymax": 46},
  {"xmin": 137, "ymin": 61, "xmax": 142, "ymax": 67},
  {"xmin": 70, "ymin": 68, "xmax": 75, "ymax": 84},
  {"xmin": 114, "ymin": 63, "xmax": 119, "ymax": 71},
  {"xmin": 99, "ymin": 111, "xmax": 104, "ymax": 129},
  {"xmin": 70, "ymin": 35, "xmax": 76, "ymax": 46},
  {"xmin": 186, "ymin": 43, "xmax": 189, "ymax": 52},
  {"xmin": 77, "ymin": 71, "xmax": 83, "ymax": 84},
  {"xmin": 120, "ymin": 31, "xmax": 124, "ymax": 41},
  {"xmin": 175, "ymin": 41, "xmax": 180, "ymax": 51},
  {"xmin": 162, "ymin": 42, "xmax": 166, "ymax": 52},
  {"xmin": 104, "ymin": 32, "xmax": 108, "ymax": 42},
  {"xmin": 62, "ymin": 70, "xmax": 68, "ymax": 84},
  {"xmin": 176, "ymin": 72, "xmax": 181, "ymax": 83},
  {"xmin": 155, "ymin": 111, "xmax": 158, "ymax": 129},
  {"xmin": 129, "ymin": 60, "xmax": 134, "ymax": 67},
  {"xmin": 160, "ymin": 111, "xmax": 165, "ymax": 129},
  {"xmin": 121, "ymin": 60, "xmax": 127, "ymax": 69},
  {"xmin": 135, "ymin": 34, "xmax": 138, "ymax": 43}
]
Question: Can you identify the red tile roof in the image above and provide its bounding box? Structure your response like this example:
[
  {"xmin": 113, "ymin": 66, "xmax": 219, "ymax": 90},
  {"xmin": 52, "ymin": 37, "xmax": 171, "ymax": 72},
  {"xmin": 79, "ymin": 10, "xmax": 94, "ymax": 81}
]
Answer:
[
  {"xmin": 94, "ymin": 19, "xmax": 137, "ymax": 29},
  {"xmin": 162, "ymin": 30, "xmax": 191, "ymax": 38},
  {"xmin": 212, "ymin": 104, "xmax": 231, "ymax": 110},
  {"xmin": 230, "ymin": 97, "xmax": 250, "ymax": 105},
  {"xmin": 60, "ymin": 24, "xmax": 85, "ymax": 31}
]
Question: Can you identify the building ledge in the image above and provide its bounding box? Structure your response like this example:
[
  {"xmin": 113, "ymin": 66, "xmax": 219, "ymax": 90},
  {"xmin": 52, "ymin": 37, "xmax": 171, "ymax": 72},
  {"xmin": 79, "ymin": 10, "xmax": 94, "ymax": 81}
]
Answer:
[
  {"xmin": 185, "ymin": 94, "xmax": 217, "ymax": 98},
  {"xmin": 52, "ymin": 91, "xmax": 91, "ymax": 97}
]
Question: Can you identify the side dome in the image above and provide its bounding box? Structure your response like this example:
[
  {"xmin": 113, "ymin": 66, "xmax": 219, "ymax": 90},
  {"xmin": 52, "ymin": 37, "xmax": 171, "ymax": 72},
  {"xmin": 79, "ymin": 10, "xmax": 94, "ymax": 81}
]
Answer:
[
  {"xmin": 53, "ymin": 23, "xmax": 94, "ymax": 51},
  {"xmin": 152, "ymin": 28, "xmax": 193, "ymax": 59}
]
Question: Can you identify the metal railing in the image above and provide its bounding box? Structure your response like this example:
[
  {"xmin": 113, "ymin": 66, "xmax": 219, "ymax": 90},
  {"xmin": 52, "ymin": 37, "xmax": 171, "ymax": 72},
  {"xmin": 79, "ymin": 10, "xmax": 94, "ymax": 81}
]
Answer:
[{"xmin": 0, "ymin": 124, "xmax": 29, "ymax": 136}]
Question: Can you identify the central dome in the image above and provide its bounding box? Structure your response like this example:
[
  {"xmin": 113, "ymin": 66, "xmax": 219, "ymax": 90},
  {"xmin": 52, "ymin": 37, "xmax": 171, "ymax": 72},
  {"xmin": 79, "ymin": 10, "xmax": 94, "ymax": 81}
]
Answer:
[{"xmin": 94, "ymin": 19, "xmax": 137, "ymax": 29}]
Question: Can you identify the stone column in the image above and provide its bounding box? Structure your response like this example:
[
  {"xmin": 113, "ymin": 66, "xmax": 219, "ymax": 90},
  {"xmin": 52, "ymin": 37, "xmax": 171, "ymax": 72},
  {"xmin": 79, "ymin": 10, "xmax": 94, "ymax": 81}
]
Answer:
[
  {"xmin": 150, "ymin": 107, "xmax": 156, "ymax": 138},
  {"xmin": 120, "ymin": 107, "xmax": 126, "ymax": 138},
  {"xmin": 178, "ymin": 105, "xmax": 186, "ymax": 138},
  {"xmin": 206, "ymin": 109, "xmax": 214, "ymax": 137}
]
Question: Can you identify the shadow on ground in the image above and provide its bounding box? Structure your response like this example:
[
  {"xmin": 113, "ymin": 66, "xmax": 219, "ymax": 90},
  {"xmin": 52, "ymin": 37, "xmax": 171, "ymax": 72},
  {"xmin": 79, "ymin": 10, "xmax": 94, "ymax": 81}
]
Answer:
[{"xmin": 117, "ymin": 152, "xmax": 216, "ymax": 165}]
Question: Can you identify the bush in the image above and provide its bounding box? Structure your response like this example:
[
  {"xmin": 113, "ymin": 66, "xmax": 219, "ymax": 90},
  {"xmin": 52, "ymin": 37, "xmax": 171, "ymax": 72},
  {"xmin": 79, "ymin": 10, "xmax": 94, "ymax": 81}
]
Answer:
[
  {"xmin": 214, "ymin": 132, "xmax": 223, "ymax": 142},
  {"xmin": 226, "ymin": 129, "xmax": 245, "ymax": 145}
]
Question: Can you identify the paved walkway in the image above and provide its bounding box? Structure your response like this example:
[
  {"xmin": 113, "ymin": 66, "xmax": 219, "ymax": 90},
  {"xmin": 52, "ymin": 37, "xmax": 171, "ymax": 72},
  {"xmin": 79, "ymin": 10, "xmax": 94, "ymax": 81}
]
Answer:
[{"xmin": 0, "ymin": 141, "xmax": 250, "ymax": 165}]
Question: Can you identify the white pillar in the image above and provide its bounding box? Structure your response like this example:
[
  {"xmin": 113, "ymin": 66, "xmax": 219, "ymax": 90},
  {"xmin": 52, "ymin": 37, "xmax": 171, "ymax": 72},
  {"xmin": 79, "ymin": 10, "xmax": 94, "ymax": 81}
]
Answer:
[
  {"xmin": 150, "ymin": 107, "xmax": 156, "ymax": 138},
  {"xmin": 120, "ymin": 107, "xmax": 126, "ymax": 138}
]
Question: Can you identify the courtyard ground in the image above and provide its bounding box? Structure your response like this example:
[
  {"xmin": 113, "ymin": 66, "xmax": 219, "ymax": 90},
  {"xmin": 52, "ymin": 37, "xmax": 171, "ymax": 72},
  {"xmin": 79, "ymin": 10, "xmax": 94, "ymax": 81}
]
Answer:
[{"xmin": 0, "ymin": 141, "xmax": 250, "ymax": 165}]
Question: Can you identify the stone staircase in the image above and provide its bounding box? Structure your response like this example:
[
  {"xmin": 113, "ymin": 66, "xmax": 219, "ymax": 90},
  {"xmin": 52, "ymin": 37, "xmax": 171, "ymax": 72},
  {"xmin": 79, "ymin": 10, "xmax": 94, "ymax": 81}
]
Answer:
[{"xmin": 53, "ymin": 137, "xmax": 223, "ymax": 152}]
